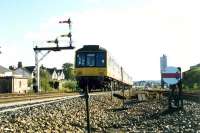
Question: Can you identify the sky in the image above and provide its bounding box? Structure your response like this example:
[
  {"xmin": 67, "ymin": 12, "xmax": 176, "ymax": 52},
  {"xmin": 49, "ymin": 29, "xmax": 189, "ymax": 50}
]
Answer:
[{"xmin": 0, "ymin": 0, "xmax": 199, "ymax": 81}]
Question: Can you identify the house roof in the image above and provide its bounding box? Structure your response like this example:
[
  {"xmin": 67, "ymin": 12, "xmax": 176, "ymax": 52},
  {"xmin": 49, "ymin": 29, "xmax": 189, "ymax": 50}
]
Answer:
[
  {"xmin": 14, "ymin": 68, "xmax": 32, "ymax": 78},
  {"xmin": 24, "ymin": 66, "xmax": 35, "ymax": 73},
  {"xmin": 56, "ymin": 69, "xmax": 63, "ymax": 73},
  {"xmin": 22, "ymin": 66, "xmax": 64, "ymax": 77},
  {"xmin": 0, "ymin": 65, "xmax": 11, "ymax": 74},
  {"xmin": 46, "ymin": 68, "xmax": 56, "ymax": 75}
]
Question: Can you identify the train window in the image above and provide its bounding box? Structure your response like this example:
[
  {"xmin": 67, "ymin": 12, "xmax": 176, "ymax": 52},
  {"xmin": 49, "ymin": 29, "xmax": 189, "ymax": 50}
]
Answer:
[
  {"xmin": 86, "ymin": 53, "xmax": 95, "ymax": 66},
  {"xmin": 76, "ymin": 53, "xmax": 85, "ymax": 67},
  {"xmin": 96, "ymin": 52, "xmax": 105, "ymax": 67}
]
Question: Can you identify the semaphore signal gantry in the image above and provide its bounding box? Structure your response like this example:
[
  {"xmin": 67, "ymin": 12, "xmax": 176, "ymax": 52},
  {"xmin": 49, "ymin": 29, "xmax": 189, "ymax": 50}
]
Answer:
[
  {"xmin": 34, "ymin": 18, "xmax": 74, "ymax": 51},
  {"xmin": 33, "ymin": 18, "xmax": 75, "ymax": 93}
]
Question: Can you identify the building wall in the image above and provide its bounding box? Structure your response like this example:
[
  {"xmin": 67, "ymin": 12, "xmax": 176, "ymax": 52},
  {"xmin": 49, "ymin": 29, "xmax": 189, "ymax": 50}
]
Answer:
[
  {"xmin": 52, "ymin": 71, "xmax": 58, "ymax": 80},
  {"xmin": 13, "ymin": 78, "xmax": 28, "ymax": 93},
  {"xmin": 58, "ymin": 71, "xmax": 65, "ymax": 80},
  {"xmin": 0, "ymin": 77, "xmax": 28, "ymax": 93},
  {"xmin": 160, "ymin": 54, "xmax": 167, "ymax": 73},
  {"xmin": 0, "ymin": 77, "xmax": 12, "ymax": 93}
]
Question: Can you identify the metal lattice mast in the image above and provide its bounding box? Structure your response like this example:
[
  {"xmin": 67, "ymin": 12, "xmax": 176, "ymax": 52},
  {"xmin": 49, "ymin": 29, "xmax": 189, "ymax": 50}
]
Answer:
[{"xmin": 34, "ymin": 49, "xmax": 40, "ymax": 92}]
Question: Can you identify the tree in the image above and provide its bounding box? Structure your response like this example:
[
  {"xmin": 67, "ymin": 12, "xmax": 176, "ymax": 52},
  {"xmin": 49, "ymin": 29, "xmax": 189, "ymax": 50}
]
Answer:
[
  {"xmin": 183, "ymin": 67, "xmax": 200, "ymax": 90},
  {"xmin": 62, "ymin": 63, "xmax": 75, "ymax": 80},
  {"xmin": 193, "ymin": 83, "xmax": 199, "ymax": 90},
  {"xmin": 40, "ymin": 69, "xmax": 51, "ymax": 92}
]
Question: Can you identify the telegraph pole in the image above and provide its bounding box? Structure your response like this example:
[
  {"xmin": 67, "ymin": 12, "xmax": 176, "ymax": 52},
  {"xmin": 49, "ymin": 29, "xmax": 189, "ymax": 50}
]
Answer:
[{"xmin": 35, "ymin": 49, "xmax": 39, "ymax": 92}]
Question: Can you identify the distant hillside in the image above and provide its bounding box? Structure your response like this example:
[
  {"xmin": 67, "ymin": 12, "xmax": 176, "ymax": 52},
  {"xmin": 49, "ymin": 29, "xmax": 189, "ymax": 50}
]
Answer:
[
  {"xmin": 134, "ymin": 80, "xmax": 160, "ymax": 83},
  {"xmin": 183, "ymin": 67, "xmax": 200, "ymax": 90},
  {"xmin": 134, "ymin": 80, "xmax": 160, "ymax": 88}
]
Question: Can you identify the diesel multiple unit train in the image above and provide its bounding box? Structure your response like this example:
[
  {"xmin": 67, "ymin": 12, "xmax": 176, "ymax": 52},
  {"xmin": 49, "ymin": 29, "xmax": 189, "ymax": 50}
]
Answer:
[{"xmin": 74, "ymin": 45, "xmax": 133, "ymax": 91}]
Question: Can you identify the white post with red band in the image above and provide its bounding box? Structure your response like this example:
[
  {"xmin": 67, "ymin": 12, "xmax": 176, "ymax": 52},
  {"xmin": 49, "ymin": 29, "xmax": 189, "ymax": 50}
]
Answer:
[{"xmin": 162, "ymin": 67, "xmax": 181, "ymax": 85}]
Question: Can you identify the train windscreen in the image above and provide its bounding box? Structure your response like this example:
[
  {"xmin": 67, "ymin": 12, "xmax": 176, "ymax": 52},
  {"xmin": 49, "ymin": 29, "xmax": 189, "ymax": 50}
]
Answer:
[
  {"xmin": 77, "ymin": 53, "xmax": 86, "ymax": 67},
  {"xmin": 76, "ymin": 52, "xmax": 105, "ymax": 67},
  {"xmin": 96, "ymin": 52, "xmax": 105, "ymax": 67},
  {"xmin": 86, "ymin": 54, "xmax": 95, "ymax": 66}
]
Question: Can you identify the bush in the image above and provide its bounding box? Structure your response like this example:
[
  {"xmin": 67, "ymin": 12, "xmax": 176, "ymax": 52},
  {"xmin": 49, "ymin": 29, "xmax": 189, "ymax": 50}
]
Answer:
[
  {"xmin": 40, "ymin": 69, "xmax": 51, "ymax": 92},
  {"xmin": 62, "ymin": 63, "xmax": 75, "ymax": 80},
  {"xmin": 183, "ymin": 84, "xmax": 189, "ymax": 91},
  {"xmin": 28, "ymin": 78, "xmax": 32, "ymax": 87},
  {"xmin": 183, "ymin": 68, "xmax": 200, "ymax": 90},
  {"xmin": 62, "ymin": 80, "xmax": 77, "ymax": 92},
  {"xmin": 193, "ymin": 83, "xmax": 199, "ymax": 90}
]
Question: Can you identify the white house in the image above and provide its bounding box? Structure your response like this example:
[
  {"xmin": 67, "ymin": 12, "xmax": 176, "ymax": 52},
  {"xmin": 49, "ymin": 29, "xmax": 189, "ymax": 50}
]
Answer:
[
  {"xmin": 46, "ymin": 68, "xmax": 65, "ymax": 81},
  {"xmin": 57, "ymin": 69, "xmax": 65, "ymax": 81},
  {"xmin": 0, "ymin": 65, "xmax": 29, "ymax": 93}
]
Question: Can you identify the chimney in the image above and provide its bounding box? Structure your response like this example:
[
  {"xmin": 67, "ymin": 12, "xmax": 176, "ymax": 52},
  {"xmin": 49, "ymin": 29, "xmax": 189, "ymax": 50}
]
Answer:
[
  {"xmin": 9, "ymin": 66, "xmax": 15, "ymax": 70},
  {"xmin": 18, "ymin": 61, "xmax": 22, "ymax": 68}
]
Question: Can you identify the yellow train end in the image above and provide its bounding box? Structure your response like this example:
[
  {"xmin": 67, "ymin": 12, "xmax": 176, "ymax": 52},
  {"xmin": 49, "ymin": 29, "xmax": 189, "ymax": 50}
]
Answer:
[{"xmin": 74, "ymin": 67, "xmax": 107, "ymax": 77}]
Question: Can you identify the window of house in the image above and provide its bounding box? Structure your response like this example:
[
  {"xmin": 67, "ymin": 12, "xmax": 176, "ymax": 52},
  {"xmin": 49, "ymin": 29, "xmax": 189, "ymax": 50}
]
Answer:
[{"xmin": 19, "ymin": 81, "xmax": 22, "ymax": 88}]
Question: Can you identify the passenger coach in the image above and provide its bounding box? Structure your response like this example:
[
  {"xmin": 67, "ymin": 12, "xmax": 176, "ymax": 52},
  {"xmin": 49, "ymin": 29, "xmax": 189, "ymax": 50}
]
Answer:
[{"xmin": 74, "ymin": 45, "xmax": 132, "ymax": 92}]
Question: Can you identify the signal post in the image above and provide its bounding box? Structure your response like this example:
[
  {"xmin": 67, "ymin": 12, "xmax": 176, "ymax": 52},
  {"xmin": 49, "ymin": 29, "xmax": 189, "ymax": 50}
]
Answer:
[{"xmin": 162, "ymin": 67, "xmax": 183, "ymax": 109}]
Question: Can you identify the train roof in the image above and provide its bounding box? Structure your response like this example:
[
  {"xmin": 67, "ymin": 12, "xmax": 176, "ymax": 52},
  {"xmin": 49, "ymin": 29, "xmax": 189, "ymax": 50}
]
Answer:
[{"xmin": 76, "ymin": 45, "xmax": 106, "ymax": 52}]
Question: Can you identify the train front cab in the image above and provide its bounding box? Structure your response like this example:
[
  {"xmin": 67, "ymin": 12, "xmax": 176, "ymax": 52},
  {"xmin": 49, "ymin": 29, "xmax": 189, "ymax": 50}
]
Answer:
[{"xmin": 74, "ymin": 47, "xmax": 107, "ymax": 91}]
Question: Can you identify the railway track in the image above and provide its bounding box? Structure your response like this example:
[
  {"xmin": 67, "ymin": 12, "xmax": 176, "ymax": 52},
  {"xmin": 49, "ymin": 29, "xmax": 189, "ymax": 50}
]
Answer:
[
  {"xmin": 0, "ymin": 91, "xmax": 114, "ymax": 113},
  {"xmin": 182, "ymin": 92, "xmax": 200, "ymax": 103},
  {"xmin": 161, "ymin": 90, "xmax": 200, "ymax": 103},
  {"xmin": 183, "ymin": 91, "xmax": 200, "ymax": 96},
  {"xmin": 0, "ymin": 95, "xmax": 81, "ymax": 113},
  {"xmin": 0, "ymin": 89, "xmax": 198, "ymax": 113},
  {"xmin": 0, "ymin": 92, "xmax": 79, "ymax": 104},
  {"xmin": 0, "ymin": 93, "xmax": 82, "ymax": 113}
]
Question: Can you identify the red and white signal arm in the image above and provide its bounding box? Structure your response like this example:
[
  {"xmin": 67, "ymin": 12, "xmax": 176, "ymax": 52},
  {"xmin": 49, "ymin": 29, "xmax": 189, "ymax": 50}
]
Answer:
[{"xmin": 162, "ymin": 67, "xmax": 181, "ymax": 85}]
